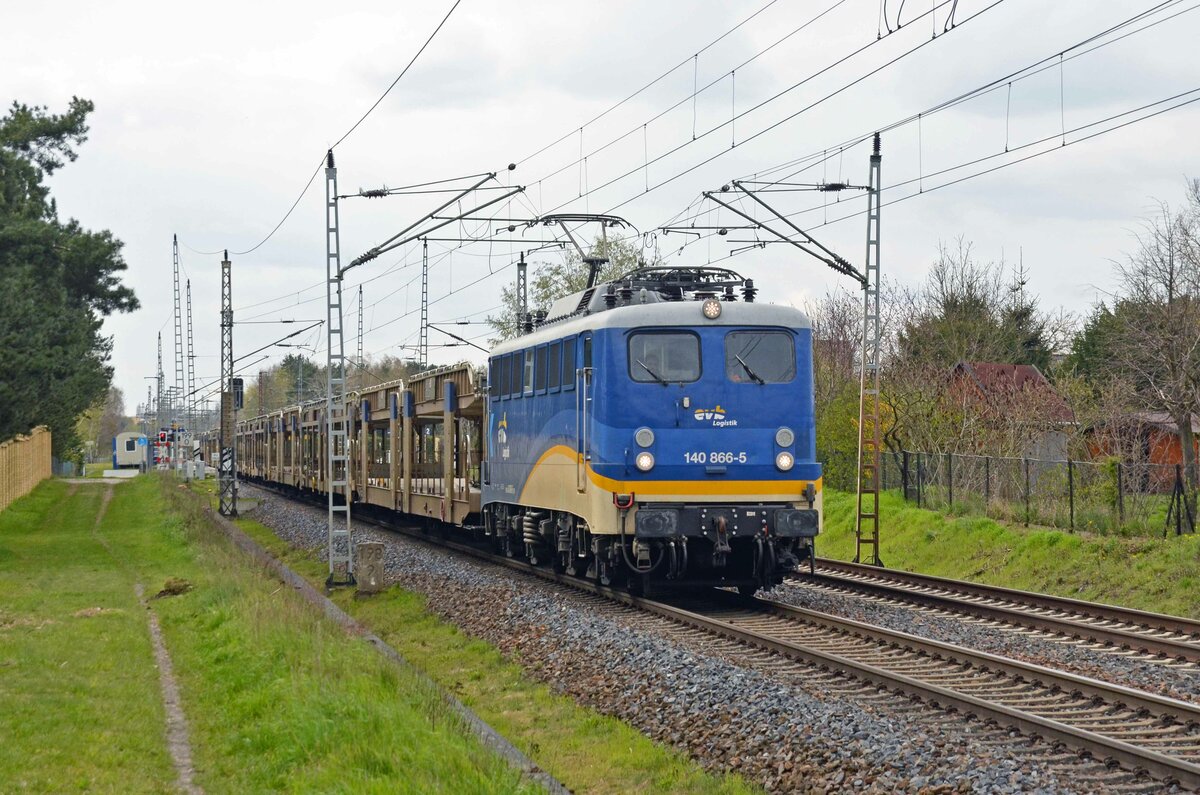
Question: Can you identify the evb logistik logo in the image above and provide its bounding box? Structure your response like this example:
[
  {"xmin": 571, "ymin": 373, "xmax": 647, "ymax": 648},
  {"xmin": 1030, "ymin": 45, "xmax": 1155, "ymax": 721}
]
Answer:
[{"xmin": 694, "ymin": 405, "xmax": 737, "ymax": 428}]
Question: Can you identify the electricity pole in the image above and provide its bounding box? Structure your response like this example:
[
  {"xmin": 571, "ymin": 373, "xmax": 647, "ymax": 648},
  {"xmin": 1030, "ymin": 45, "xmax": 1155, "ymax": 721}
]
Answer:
[
  {"xmin": 854, "ymin": 134, "xmax": 884, "ymax": 566},
  {"xmin": 219, "ymin": 251, "xmax": 237, "ymax": 516},
  {"xmin": 186, "ymin": 278, "xmax": 196, "ymax": 476},
  {"xmin": 356, "ymin": 284, "xmax": 364, "ymax": 391},
  {"xmin": 156, "ymin": 331, "xmax": 164, "ymax": 467},
  {"xmin": 172, "ymin": 234, "xmax": 185, "ymax": 474},
  {"xmin": 419, "ymin": 239, "xmax": 429, "ymax": 367},
  {"xmin": 324, "ymin": 150, "xmax": 354, "ymax": 586},
  {"xmin": 516, "ymin": 250, "xmax": 528, "ymax": 336}
]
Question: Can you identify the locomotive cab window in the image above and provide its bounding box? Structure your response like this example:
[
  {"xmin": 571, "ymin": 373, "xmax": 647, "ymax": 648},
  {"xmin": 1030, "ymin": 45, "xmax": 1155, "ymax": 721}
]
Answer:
[
  {"xmin": 534, "ymin": 345, "xmax": 548, "ymax": 393},
  {"xmin": 498, "ymin": 354, "xmax": 510, "ymax": 399},
  {"xmin": 725, "ymin": 330, "xmax": 795, "ymax": 383},
  {"xmin": 561, "ymin": 337, "xmax": 576, "ymax": 391},
  {"xmin": 547, "ymin": 341, "xmax": 561, "ymax": 391},
  {"xmin": 509, "ymin": 353, "xmax": 523, "ymax": 398},
  {"xmin": 628, "ymin": 331, "xmax": 700, "ymax": 383}
]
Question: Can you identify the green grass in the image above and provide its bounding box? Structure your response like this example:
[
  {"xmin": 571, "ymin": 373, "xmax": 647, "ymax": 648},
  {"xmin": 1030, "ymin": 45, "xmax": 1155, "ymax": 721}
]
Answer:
[
  {"xmin": 821, "ymin": 488, "xmax": 1200, "ymax": 618},
  {"xmin": 1, "ymin": 477, "xmax": 541, "ymax": 794},
  {"xmin": 208, "ymin": 485, "xmax": 756, "ymax": 795},
  {"xmin": 0, "ymin": 481, "xmax": 176, "ymax": 793},
  {"xmin": 83, "ymin": 461, "xmax": 109, "ymax": 478}
]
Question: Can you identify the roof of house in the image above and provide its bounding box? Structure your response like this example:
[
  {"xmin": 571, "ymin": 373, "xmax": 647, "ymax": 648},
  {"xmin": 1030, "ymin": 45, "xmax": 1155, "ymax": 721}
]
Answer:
[
  {"xmin": 951, "ymin": 361, "xmax": 1075, "ymax": 423},
  {"xmin": 1122, "ymin": 411, "xmax": 1200, "ymax": 434}
]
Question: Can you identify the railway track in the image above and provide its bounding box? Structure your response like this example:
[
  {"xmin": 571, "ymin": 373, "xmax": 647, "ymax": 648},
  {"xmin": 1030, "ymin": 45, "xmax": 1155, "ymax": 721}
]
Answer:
[
  {"xmin": 250, "ymin": 485, "xmax": 1200, "ymax": 790},
  {"xmin": 794, "ymin": 559, "xmax": 1200, "ymax": 667}
]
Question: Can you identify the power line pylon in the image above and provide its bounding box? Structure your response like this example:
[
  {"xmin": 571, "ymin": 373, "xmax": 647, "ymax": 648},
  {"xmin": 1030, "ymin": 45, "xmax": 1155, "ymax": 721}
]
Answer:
[
  {"xmin": 172, "ymin": 234, "xmax": 185, "ymax": 474},
  {"xmin": 854, "ymin": 134, "xmax": 884, "ymax": 566},
  {"xmin": 219, "ymin": 251, "xmax": 238, "ymax": 516},
  {"xmin": 324, "ymin": 150, "xmax": 354, "ymax": 587}
]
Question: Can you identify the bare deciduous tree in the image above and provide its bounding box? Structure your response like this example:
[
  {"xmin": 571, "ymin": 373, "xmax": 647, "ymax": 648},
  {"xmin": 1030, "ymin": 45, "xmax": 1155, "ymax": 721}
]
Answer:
[{"xmin": 1109, "ymin": 190, "xmax": 1200, "ymax": 519}]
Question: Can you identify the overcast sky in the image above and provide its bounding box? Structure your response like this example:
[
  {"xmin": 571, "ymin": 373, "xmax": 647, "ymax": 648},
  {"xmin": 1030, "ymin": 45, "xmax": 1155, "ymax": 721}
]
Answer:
[{"xmin": 6, "ymin": 0, "xmax": 1199, "ymax": 415}]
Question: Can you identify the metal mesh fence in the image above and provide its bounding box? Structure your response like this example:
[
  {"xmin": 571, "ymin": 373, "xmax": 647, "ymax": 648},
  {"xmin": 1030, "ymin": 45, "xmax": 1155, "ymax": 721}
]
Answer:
[{"xmin": 817, "ymin": 448, "xmax": 1194, "ymax": 536}]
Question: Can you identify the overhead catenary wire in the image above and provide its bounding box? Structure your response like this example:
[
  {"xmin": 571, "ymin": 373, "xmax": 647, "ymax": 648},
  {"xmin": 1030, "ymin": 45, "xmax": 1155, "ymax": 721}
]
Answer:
[
  {"xmin": 658, "ymin": 0, "xmax": 1195, "ymax": 243},
  {"xmin": 218, "ymin": 1, "xmax": 842, "ymax": 320},
  {"xmin": 590, "ymin": 0, "xmax": 1006, "ymax": 217},
  {"xmin": 181, "ymin": 0, "xmax": 464, "ymax": 258},
  {"xmin": 738, "ymin": 0, "xmax": 1191, "ymax": 186},
  {"xmin": 662, "ymin": 84, "xmax": 1200, "ymax": 268}
]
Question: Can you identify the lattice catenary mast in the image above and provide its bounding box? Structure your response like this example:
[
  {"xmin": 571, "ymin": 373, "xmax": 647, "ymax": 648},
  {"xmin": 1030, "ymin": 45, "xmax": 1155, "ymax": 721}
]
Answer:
[
  {"xmin": 419, "ymin": 239, "xmax": 429, "ymax": 367},
  {"xmin": 155, "ymin": 331, "xmax": 164, "ymax": 450},
  {"xmin": 218, "ymin": 251, "xmax": 237, "ymax": 516},
  {"xmin": 186, "ymin": 278, "xmax": 196, "ymax": 469},
  {"xmin": 854, "ymin": 134, "xmax": 884, "ymax": 567},
  {"xmin": 324, "ymin": 150, "xmax": 354, "ymax": 586},
  {"xmin": 172, "ymin": 234, "xmax": 185, "ymax": 471}
]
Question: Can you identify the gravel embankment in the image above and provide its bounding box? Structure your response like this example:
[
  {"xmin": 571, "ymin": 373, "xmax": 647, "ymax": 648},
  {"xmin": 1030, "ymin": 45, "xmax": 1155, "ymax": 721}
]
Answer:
[
  {"xmin": 763, "ymin": 580, "xmax": 1200, "ymax": 704},
  {"xmin": 239, "ymin": 485, "xmax": 1172, "ymax": 794}
]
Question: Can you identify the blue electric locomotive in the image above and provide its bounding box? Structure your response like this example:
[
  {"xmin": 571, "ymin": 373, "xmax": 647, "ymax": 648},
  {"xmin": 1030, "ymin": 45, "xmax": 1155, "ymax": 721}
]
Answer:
[{"xmin": 483, "ymin": 266, "xmax": 821, "ymax": 594}]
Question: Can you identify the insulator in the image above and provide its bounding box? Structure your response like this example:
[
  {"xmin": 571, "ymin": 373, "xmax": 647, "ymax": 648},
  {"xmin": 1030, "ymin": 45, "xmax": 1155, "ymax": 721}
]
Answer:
[{"xmin": 742, "ymin": 278, "xmax": 757, "ymax": 303}]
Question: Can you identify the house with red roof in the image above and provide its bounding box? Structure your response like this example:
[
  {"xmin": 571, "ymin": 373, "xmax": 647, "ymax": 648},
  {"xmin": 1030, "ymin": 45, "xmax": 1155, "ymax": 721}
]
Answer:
[{"xmin": 946, "ymin": 361, "xmax": 1076, "ymax": 460}]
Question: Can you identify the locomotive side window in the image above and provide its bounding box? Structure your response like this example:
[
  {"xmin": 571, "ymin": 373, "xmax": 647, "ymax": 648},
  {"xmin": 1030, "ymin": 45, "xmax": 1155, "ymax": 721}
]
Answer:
[
  {"xmin": 628, "ymin": 332, "xmax": 700, "ymax": 383},
  {"xmin": 534, "ymin": 345, "xmax": 548, "ymax": 393},
  {"xmin": 561, "ymin": 337, "xmax": 576, "ymax": 391},
  {"xmin": 523, "ymin": 349, "xmax": 535, "ymax": 395},
  {"xmin": 510, "ymin": 353, "xmax": 523, "ymax": 398},
  {"xmin": 489, "ymin": 359, "xmax": 500, "ymax": 400},
  {"xmin": 725, "ymin": 331, "xmax": 796, "ymax": 383},
  {"xmin": 498, "ymin": 354, "xmax": 510, "ymax": 399},
  {"xmin": 547, "ymin": 341, "xmax": 561, "ymax": 390}
]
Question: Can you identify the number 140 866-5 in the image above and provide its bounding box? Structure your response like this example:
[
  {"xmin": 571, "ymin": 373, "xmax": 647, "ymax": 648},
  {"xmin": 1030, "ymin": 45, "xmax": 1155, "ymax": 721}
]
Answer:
[{"xmin": 684, "ymin": 451, "xmax": 747, "ymax": 464}]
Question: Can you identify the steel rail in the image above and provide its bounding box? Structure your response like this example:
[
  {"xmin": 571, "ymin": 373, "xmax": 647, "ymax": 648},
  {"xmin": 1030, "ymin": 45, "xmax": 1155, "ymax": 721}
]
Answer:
[
  {"xmin": 247, "ymin": 484, "xmax": 1200, "ymax": 789},
  {"xmin": 800, "ymin": 559, "xmax": 1200, "ymax": 663}
]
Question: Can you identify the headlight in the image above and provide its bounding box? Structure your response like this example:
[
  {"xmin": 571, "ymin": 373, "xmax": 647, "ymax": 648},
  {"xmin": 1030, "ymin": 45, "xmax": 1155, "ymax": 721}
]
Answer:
[
  {"xmin": 775, "ymin": 451, "xmax": 794, "ymax": 471},
  {"xmin": 634, "ymin": 427, "xmax": 655, "ymax": 448},
  {"xmin": 775, "ymin": 427, "xmax": 795, "ymax": 447},
  {"xmin": 701, "ymin": 296, "xmax": 722, "ymax": 319},
  {"xmin": 635, "ymin": 452, "xmax": 655, "ymax": 472}
]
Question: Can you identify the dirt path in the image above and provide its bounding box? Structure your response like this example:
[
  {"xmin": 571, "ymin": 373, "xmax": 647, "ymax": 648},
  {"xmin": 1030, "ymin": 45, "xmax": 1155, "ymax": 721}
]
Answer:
[{"xmin": 85, "ymin": 482, "xmax": 203, "ymax": 794}]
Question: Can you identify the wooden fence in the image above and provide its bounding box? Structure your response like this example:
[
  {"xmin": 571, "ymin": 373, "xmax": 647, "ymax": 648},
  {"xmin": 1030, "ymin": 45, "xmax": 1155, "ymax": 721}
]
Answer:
[{"xmin": 0, "ymin": 427, "xmax": 52, "ymax": 512}]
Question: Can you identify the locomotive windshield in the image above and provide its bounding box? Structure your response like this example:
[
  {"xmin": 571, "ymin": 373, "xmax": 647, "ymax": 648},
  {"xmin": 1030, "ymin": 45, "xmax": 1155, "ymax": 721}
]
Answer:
[
  {"xmin": 725, "ymin": 331, "xmax": 795, "ymax": 383},
  {"xmin": 628, "ymin": 331, "xmax": 700, "ymax": 383}
]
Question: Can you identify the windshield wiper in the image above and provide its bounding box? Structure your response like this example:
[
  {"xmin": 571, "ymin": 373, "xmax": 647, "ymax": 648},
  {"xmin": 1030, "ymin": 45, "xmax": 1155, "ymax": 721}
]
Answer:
[
  {"xmin": 636, "ymin": 359, "xmax": 669, "ymax": 386},
  {"xmin": 734, "ymin": 354, "xmax": 765, "ymax": 384}
]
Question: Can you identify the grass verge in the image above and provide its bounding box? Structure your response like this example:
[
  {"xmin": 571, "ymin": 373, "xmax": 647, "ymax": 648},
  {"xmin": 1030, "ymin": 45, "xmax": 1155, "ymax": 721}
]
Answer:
[
  {"xmin": 820, "ymin": 488, "xmax": 1200, "ymax": 618},
  {"xmin": 187, "ymin": 479, "xmax": 756, "ymax": 794},
  {"xmin": 2, "ymin": 476, "xmax": 540, "ymax": 794},
  {"xmin": 0, "ymin": 481, "xmax": 175, "ymax": 793}
]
